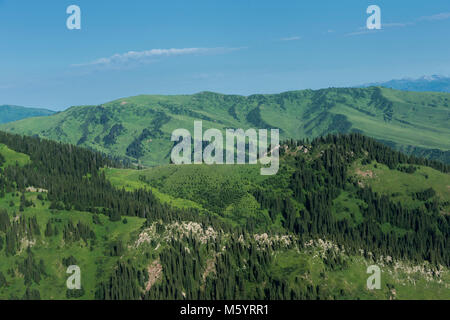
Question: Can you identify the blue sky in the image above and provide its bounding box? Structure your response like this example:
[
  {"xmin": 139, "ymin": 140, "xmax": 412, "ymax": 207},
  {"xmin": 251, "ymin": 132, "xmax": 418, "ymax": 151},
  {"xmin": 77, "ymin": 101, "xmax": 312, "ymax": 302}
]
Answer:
[{"xmin": 1, "ymin": 0, "xmax": 450, "ymax": 110}]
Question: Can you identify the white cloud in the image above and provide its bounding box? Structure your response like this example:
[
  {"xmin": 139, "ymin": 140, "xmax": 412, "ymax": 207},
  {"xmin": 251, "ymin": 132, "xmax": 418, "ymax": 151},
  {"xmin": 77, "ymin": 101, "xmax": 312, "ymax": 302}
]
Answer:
[
  {"xmin": 73, "ymin": 47, "xmax": 240, "ymax": 68},
  {"xmin": 345, "ymin": 27, "xmax": 379, "ymax": 36},
  {"xmin": 419, "ymin": 12, "xmax": 450, "ymax": 21},
  {"xmin": 280, "ymin": 36, "xmax": 301, "ymax": 41},
  {"xmin": 382, "ymin": 22, "xmax": 412, "ymax": 28},
  {"xmin": 345, "ymin": 21, "xmax": 411, "ymax": 36}
]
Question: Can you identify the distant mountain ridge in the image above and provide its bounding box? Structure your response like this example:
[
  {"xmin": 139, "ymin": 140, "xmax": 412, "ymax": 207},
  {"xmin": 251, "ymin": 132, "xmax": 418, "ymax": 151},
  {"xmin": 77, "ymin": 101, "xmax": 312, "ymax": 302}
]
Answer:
[
  {"xmin": 0, "ymin": 87, "xmax": 449, "ymax": 165},
  {"xmin": 0, "ymin": 105, "xmax": 55, "ymax": 124},
  {"xmin": 361, "ymin": 75, "xmax": 450, "ymax": 93}
]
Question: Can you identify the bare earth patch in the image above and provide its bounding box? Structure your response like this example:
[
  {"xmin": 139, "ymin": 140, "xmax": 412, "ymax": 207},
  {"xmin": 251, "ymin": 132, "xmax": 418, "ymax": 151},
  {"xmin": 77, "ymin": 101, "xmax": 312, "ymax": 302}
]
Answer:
[
  {"xmin": 355, "ymin": 168, "xmax": 374, "ymax": 178},
  {"xmin": 146, "ymin": 260, "xmax": 163, "ymax": 292},
  {"xmin": 202, "ymin": 257, "xmax": 216, "ymax": 282}
]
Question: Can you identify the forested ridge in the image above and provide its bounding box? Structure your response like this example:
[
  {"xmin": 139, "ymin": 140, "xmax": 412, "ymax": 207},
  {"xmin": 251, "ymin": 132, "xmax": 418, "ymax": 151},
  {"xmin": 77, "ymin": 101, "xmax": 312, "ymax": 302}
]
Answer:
[{"xmin": 0, "ymin": 131, "xmax": 448, "ymax": 300}]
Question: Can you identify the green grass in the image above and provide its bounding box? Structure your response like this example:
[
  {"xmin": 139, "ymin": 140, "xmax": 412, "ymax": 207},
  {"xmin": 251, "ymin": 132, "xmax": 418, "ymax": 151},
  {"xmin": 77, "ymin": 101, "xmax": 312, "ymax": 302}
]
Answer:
[
  {"xmin": 104, "ymin": 164, "xmax": 272, "ymax": 228},
  {"xmin": 0, "ymin": 144, "xmax": 30, "ymax": 168},
  {"xmin": 331, "ymin": 191, "xmax": 365, "ymax": 226},
  {"xmin": 351, "ymin": 160, "xmax": 450, "ymax": 212},
  {"xmin": 106, "ymin": 164, "xmax": 266, "ymax": 213},
  {"xmin": 380, "ymin": 222, "xmax": 410, "ymax": 237},
  {"xmin": 103, "ymin": 167, "xmax": 206, "ymax": 210}
]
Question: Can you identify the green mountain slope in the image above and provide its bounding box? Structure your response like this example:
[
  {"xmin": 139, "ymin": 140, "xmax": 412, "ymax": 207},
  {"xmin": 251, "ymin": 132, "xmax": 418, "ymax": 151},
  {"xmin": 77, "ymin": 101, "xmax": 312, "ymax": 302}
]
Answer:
[
  {"xmin": 0, "ymin": 105, "xmax": 54, "ymax": 124},
  {"xmin": 0, "ymin": 131, "xmax": 448, "ymax": 300},
  {"xmin": 1, "ymin": 87, "xmax": 449, "ymax": 166}
]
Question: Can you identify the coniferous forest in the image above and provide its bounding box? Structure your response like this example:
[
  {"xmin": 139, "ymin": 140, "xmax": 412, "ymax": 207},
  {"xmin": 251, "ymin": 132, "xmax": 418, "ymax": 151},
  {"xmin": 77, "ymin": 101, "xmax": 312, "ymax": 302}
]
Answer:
[{"xmin": 0, "ymin": 130, "xmax": 448, "ymax": 300}]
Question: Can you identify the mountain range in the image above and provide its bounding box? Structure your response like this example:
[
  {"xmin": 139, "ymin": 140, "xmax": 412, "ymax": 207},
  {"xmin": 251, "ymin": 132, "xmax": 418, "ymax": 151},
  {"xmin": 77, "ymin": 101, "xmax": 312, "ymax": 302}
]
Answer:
[
  {"xmin": 0, "ymin": 87, "xmax": 449, "ymax": 165},
  {"xmin": 0, "ymin": 105, "xmax": 54, "ymax": 124},
  {"xmin": 361, "ymin": 75, "xmax": 450, "ymax": 93}
]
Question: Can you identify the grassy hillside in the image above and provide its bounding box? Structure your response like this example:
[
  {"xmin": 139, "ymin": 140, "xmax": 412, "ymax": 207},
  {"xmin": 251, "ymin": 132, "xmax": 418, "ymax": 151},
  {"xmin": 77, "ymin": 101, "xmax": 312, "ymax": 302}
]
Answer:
[
  {"xmin": 103, "ymin": 164, "xmax": 265, "ymax": 212},
  {"xmin": 351, "ymin": 160, "xmax": 450, "ymax": 213},
  {"xmin": 0, "ymin": 105, "xmax": 54, "ymax": 124},
  {"xmin": 0, "ymin": 144, "xmax": 30, "ymax": 168},
  {"xmin": 1, "ymin": 87, "xmax": 449, "ymax": 166}
]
